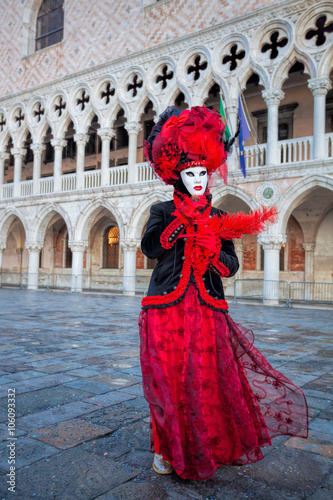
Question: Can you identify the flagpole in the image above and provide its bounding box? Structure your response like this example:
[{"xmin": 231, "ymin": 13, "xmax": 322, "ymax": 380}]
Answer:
[{"xmin": 237, "ymin": 78, "xmax": 264, "ymax": 167}]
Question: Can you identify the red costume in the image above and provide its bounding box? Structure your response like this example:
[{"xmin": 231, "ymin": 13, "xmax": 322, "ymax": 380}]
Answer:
[{"xmin": 139, "ymin": 106, "xmax": 308, "ymax": 480}]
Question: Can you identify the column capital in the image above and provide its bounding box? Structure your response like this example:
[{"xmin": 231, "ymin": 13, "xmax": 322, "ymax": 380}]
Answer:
[
  {"xmin": 124, "ymin": 122, "xmax": 142, "ymax": 134},
  {"xmin": 25, "ymin": 242, "xmax": 43, "ymax": 252},
  {"xmin": 120, "ymin": 238, "xmax": 141, "ymax": 251},
  {"xmin": 11, "ymin": 147, "xmax": 26, "ymax": 158},
  {"xmin": 30, "ymin": 143, "xmax": 46, "ymax": 154},
  {"xmin": 97, "ymin": 128, "xmax": 115, "ymax": 141},
  {"xmin": 0, "ymin": 152, "xmax": 10, "ymax": 161},
  {"xmin": 308, "ymin": 77, "xmax": 332, "ymax": 97},
  {"xmin": 51, "ymin": 138, "xmax": 67, "ymax": 149},
  {"xmin": 303, "ymin": 242, "xmax": 315, "ymax": 252},
  {"xmin": 262, "ymin": 88, "xmax": 285, "ymax": 107},
  {"xmin": 0, "ymin": 243, "xmax": 6, "ymax": 252},
  {"xmin": 74, "ymin": 133, "xmax": 89, "ymax": 146},
  {"xmin": 258, "ymin": 234, "xmax": 286, "ymax": 251},
  {"xmin": 69, "ymin": 241, "xmax": 88, "ymax": 252},
  {"xmin": 234, "ymin": 240, "xmax": 243, "ymax": 252}
]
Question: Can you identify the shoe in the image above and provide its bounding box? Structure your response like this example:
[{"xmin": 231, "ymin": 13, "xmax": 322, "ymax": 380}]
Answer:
[{"xmin": 152, "ymin": 453, "xmax": 173, "ymax": 474}]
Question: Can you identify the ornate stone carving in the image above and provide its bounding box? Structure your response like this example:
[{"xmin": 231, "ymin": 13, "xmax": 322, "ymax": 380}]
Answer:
[
  {"xmin": 262, "ymin": 88, "xmax": 285, "ymax": 106},
  {"xmin": 51, "ymin": 139, "xmax": 67, "ymax": 150},
  {"xmin": 68, "ymin": 241, "xmax": 88, "ymax": 252},
  {"xmin": 25, "ymin": 242, "xmax": 43, "ymax": 252},
  {"xmin": 120, "ymin": 239, "xmax": 141, "ymax": 251},
  {"xmin": 10, "ymin": 148, "xmax": 26, "ymax": 158},
  {"xmin": 30, "ymin": 144, "xmax": 46, "ymax": 154},
  {"xmin": 124, "ymin": 122, "xmax": 142, "ymax": 134},
  {"xmin": 308, "ymin": 77, "xmax": 332, "ymax": 96},
  {"xmin": 97, "ymin": 128, "xmax": 115, "ymax": 141},
  {"xmin": 303, "ymin": 242, "xmax": 315, "ymax": 252},
  {"xmin": 258, "ymin": 234, "xmax": 286, "ymax": 251},
  {"xmin": 74, "ymin": 134, "xmax": 89, "ymax": 146},
  {"xmin": 256, "ymin": 181, "xmax": 280, "ymax": 206}
]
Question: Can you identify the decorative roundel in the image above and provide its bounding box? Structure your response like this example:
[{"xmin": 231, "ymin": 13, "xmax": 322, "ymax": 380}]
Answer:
[
  {"xmin": 49, "ymin": 94, "xmax": 67, "ymax": 121},
  {"xmin": 296, "ymin": 6, "xmax": 333, "ymax": 53},
  {"xmin": 251, "ymin": 21, "xmax": 292, "ymax": 65},
  {"xmin": 256, "ymin": 181, "xmax": 280, "ymax": 206}
]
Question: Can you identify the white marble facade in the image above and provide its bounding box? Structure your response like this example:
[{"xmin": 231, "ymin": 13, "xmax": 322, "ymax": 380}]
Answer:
[{"xmin": 0, "ymin": 0, "xmax": 332, "ymax": 298}]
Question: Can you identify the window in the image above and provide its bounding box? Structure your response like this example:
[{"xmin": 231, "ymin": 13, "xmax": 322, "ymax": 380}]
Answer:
[
  {"xmin": 36, "ymin": 0, "xmax": 64, "ymax": 51},
  {"xmin": 103, "ymin": 227, "xmax": 120, "ymax": 269}
]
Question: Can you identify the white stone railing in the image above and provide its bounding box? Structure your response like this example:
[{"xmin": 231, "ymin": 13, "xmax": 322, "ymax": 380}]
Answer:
[
  {"xmin": 84, "ymin": 170, "xmax": 101, "ymax": 189},
  {"xmin": 136, "ymin": 162, "xmax": 159, "ymax": 182},
  {"xmin": 40, "ymin": 177, "xmax": 54, "ymax": 195},
  {"xmin": 243, "ymin": 144, "xmax": 267, "ymax": 168},
  {"xmin": 1, "ymin": 183, "xmax": 14, "ymax": 199},
  {"xmin": 20, "ymin": 179, "xmax": 33, "ymax": 197},
  {"xmin": 61, "ymin": 173, "xmax": 77, "ymax": 192},
  {"xmin": 279, "ymin": 136, "xmax": 313, "ymax": 164},
  {"xmin": 325, "ymin": 132, "xmax": 333, "ymax": 158},
  {"xmin": 109, "ymin": 165, "xmax": 128, "ymax": 185}
]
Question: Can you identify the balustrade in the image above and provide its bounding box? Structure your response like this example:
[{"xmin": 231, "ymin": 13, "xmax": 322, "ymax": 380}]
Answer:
[
  {"xmin": 84, "ymin": 170, "xmax": 101, "ymax": 189},
  {"xmin": 40, "ymin": 177, "xmax": 54, "ymax": 195},
  {"xmin": 20, "ymin": 180, "xmax": 33, "ymax": 197},
  {"xmin": 61, "ymin": 173, "xmax": 77, "ymax": 192},
  {"xmin": 109, "ymin": 165, "xmax": 128, "ymax": 185}
]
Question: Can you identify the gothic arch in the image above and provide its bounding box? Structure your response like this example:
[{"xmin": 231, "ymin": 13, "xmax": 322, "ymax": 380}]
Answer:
[
  {"xmin": 127, "ymin": 190, "xmax": 172, "ymax": 240},
  {"xmin": 0, "ymin": 208, "xmax": 28, "ymax": 245},
  {"xmin": 31, "ymin": 204, "xmax": 73, "ymax": 244},
  {"xmin": 276, "ymin": 174, "xmax": 333, "ymax": 234},
  {"xmin": 212, "ymin": 184, "xmax": 258, "ymax": 211},
  {"xmin": 75, "ymin": 198, "xmax": 125, "ymax": 242},
  {"xmin": 271, "ymin": 50, "xmax": 316, "ymax": 89}
]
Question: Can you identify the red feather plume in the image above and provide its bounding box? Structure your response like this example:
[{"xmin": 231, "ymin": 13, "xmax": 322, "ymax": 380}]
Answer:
[{"xmin": 212, "ymin": 206, "xmax": 278, "ymax": 240}]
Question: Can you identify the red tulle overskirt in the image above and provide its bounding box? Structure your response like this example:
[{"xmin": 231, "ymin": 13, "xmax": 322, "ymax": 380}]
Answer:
[{"xmin": 139, "ymin": 284, "xmax": 308, "ymax": 480}]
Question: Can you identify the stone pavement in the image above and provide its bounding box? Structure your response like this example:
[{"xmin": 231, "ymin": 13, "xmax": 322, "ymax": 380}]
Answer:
[{"xmin": 0, "ymin": 288, "xmax": 332, "ymax": 500}]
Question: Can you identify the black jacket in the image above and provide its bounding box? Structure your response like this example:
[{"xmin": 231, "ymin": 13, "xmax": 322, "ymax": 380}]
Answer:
[{"xmin": 141, "ymin": 200, "xmax": 239, "ymax": 311}]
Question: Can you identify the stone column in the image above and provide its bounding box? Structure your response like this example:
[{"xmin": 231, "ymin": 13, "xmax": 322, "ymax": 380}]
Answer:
[
  {"xmin": 16, "ymin": 248, "xmax": 23, "ymax": 278},
  {"xmin": 262, "ymin": 89, "xmax": 285, "ymax": 166},
  {"xmin": 97, "ymin": 128, "xmax": 115, "ymax": 187},
  {"xmin": 0, "ymin": 244, "xmax": 6, "ymax": 287},
  {"xmin": 11, "ymin": 148, "xmax": 26, "ymax": 198},
  {"xmin": 303, "ymin": 242, "xmax": 315, "ymax": 300},
  {"xmin": 227, "ymin": 98, "xmax": 239, "ymax": 172},
  {"xmin": 26, "ymin": 243, "xmax": 43, "ymax": 290},
  {"xmin": 258, "ymin": 233, "xmax": 286, "ymax": 305},
  {"xmin": 308, "ymin": 77, "xmax": 332, "ymax": 159},
  {"xmin": 31, "ymin": 144, "xmax": 46, "ymax": 196},
  {"xmin": 51, "ymin": 139, "xmax": 67, "ymax": 192},
  {"xmin": 0, "ymin": 152, "xmax": 10, "ymax": 199},
  {"xmin": 74, "ymin": 134, "xmax": 89, "ymax": 190},
  {"xmin": 233, "ymin": 240, "xmax": 243, "ymax": 299},
  {"xmin": 69, "ymin": 241, "xmax": 88, "ymax": 292},
  {"xmin": 121, "ymin": 239, "xmax": 140, "ymax": 296},
  {"xmin": 124, "ymin": 122, "xmax": 142, "ymax": 184}
]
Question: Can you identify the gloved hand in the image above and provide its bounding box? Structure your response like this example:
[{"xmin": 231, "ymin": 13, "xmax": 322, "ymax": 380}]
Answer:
[{"xmin": 195, "ymin": 230, "xmax": 216, "ymax": 253}]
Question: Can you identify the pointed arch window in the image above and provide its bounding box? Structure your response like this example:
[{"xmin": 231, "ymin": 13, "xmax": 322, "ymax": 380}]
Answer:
[
  {"xmin": 103, "ymin": 226, "xmax": 120, "ymax": 269},
  {"xmin": 36, "ymin": 0, "xmax": 64, "ymax": 51}
]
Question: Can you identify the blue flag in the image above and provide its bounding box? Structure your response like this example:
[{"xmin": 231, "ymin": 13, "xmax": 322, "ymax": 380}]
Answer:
[{"xmin": 238, "ymin": 96, "xmax": 250, "ymax": 178}]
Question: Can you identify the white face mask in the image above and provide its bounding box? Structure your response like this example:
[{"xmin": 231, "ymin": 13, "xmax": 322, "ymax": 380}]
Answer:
[{"xmin": 180, "ymin": 166, "xmax": 208, "ymax": 196}]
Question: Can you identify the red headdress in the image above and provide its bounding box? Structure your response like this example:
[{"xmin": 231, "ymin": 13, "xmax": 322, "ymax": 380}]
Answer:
[{"xmin": 143, "ymin": 106, "xmax": 228, "ymax": 185}]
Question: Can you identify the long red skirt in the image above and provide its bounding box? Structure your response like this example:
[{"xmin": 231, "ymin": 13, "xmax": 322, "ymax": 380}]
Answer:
[{"xmin": 139, "ymin": 284, "xmax": 308, "ymax": 480}]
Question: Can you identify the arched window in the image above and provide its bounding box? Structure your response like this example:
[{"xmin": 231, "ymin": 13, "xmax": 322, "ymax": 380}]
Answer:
[
  {"xmin": 36, "ymin": 0, "xmax": 64, "ymax": 51},
  {"xmin": 103, "ymin": 226, "xmax": 120, "ymax": 269}
]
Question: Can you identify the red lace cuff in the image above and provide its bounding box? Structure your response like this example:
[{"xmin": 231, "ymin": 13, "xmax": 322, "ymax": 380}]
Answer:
[
  {"xmin": 160, "ymin": 218, "xmax": 185, "ymax": 249},
  {"xmin": 208, "ymin": 260, "xmax": 230, "ymax": 278}
]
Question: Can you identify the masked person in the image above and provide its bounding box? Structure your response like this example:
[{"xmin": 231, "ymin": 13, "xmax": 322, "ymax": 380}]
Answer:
[{"xmin": 139, "ymin": 106, "xmax": 308, "ymax": 481}]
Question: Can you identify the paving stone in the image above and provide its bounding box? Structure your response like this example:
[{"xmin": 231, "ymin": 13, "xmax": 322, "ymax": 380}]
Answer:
[
  {"xmin": 16, "ymin": 401, "xmax": 98, "ymax": 430},
  {"xmin": 0, "ymin": 424, "xmax": 26, "ymax": 442},
  {"xmin": 63, "ymin": 367, "xmax": 102, "ymax": 377},
  {"xmin": 91, "ymin": 373, "xmax": 141, "ymax": 388},
  {"xmin": 80, "ymin": 434, "xmax": 131, "ymax": 459},
  {"xmin": 13, "ymin": 447, "xmax": 140, "ymax": 499},
  {"xmin": 13, "ymin": 385, "xmax": 94, "ymax": 417},
  {"xmin": 64, "ymin": 378, "xmax": 114, "ymax": 394},
  {"xmin": 0, "ymin": 373, "xmax": 79, "ymax": 396},
  {"xmin": 96, "ymin": 482, "xmax": 169, "ymax": 500},
  {"xmin": 119, "ymin": 449, "xmax": 153, "ymax": 470},
  {"xmin": 81, "ymin": 403, "xmax": 149, "ymax": 431},
  {"xmin": 4, "ymin": 369, "xmax": 48, "ymax": 381},
  {"xmin": 309, "ymin": 418, "xmax": 333, "ymax": 435},
  {"xmin": 284, "ymin": 430, "xmax": 333, "ymax": 458},
  {"xmin": 83, "ymin": 391, "xmax": 137, "ymax": 407},
  {"xmin": 0, "ymin": 436, "xmax": 59, "ymax": 471},
  {"xmin": 28, "ymin": 418, "xmax": 112, "ymax": 449},
  {"xmin": 117, "ymin": 384, "xmax": 144, "ymax": 397},
  {"xmin": 306, "ymin": 396, "xmax": 332, "ymax": 410},
  {"xmin": 114, "ymin": 421, "xmax": 151, "ymax": 452}
]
